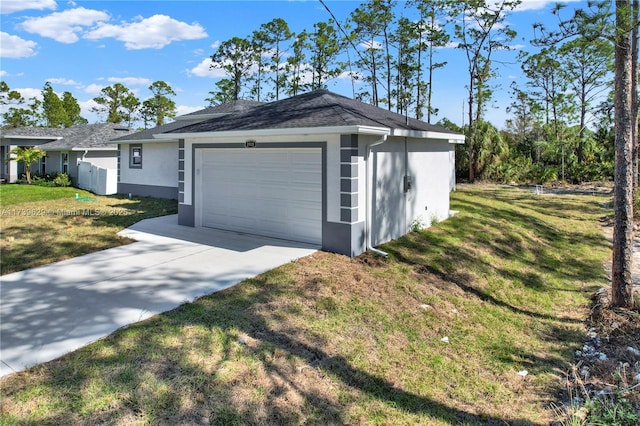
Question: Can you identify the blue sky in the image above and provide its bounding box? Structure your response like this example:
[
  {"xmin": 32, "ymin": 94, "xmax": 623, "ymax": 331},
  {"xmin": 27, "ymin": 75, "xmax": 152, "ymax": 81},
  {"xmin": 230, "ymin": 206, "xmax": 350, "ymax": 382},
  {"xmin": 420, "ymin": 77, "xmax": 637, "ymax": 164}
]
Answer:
[{"xmin": 1, "ymin": 0, "xmax": 587, "ymax": 128}]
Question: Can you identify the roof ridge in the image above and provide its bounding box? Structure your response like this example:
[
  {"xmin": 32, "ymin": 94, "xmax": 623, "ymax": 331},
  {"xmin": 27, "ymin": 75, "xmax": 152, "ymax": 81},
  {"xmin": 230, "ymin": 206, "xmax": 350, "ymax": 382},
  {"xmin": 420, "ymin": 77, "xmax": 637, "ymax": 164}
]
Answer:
[{"xmin": 317, "ymin": 92, "xmax": 357, "ymax": 127}]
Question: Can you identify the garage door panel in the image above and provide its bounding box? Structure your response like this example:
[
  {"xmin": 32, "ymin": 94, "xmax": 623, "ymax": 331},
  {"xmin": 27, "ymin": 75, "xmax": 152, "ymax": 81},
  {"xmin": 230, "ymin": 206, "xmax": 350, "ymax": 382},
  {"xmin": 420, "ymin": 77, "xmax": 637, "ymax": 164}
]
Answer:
[{"xmin": 199, "ymin": 148, "xmax": 322, "ymax": 244}]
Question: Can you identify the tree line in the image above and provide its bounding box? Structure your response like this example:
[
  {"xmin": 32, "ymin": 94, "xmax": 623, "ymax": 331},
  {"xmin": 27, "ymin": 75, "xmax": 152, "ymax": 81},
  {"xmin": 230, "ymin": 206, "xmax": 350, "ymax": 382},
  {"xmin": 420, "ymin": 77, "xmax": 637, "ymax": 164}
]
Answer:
[
  {"xmin": 1, "ymin": 80, "xmax": 178, "ymax": 130},
  {"xmin": 202, "ymin": 0, "xmax": 635, "ymax": 186}
]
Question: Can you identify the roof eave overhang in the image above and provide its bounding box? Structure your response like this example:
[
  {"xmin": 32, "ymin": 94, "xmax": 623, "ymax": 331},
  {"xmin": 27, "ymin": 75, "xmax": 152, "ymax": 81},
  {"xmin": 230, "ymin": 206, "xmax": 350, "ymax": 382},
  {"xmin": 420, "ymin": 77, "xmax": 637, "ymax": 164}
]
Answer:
[
  {"xmin": 154, "ymin": 125, "xmax": 391, "ymax": 140},
  {"xmin": 1, "ymin": 135, "xmax": 63, "ymax": 141},
  {"xmin": 71, "ymin": 147, "xmax": 117, "ymax": 151},
  {"xmin": 390, "ymin": 128, "xmax": 466, "ymax": 143},
  {"xmin": 114, "ymin": 137, "xmax": 180, "ymax": 144}
]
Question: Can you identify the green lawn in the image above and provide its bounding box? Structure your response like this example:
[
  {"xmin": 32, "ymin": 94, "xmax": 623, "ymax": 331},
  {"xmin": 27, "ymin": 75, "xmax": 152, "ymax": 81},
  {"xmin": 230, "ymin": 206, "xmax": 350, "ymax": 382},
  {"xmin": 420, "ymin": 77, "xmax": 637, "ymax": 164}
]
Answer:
[
  {"xmin": 0, "ymin": 185, "xmax": 612, "ymax": 424},
  {"xmin": 0, "ymin": 184, "xmax": 90, "ymax": 205},
  {"xmin": 0, "ymin": 184, "xmax": 178, "ymax": 275}
]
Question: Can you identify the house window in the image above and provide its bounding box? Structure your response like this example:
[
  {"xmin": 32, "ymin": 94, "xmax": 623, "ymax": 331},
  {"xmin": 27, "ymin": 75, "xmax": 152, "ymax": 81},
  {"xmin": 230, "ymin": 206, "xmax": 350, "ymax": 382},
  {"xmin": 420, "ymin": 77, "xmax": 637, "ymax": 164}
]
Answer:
[
  {"xmin": 130, "ymin": 145, "xmax": 142, "ymax": 168},
  {"xmin": 40, "ymin": 155, "xmax": 47, "ymax": 174},
  {"xmin": 61, "ymin": 153, "xmax": 68, "ymax": 174}
]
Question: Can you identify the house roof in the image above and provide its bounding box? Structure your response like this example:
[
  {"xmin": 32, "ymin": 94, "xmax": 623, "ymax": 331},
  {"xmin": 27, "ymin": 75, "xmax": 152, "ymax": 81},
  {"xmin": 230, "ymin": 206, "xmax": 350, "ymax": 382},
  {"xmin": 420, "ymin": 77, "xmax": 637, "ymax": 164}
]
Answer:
[
  {"xmin": 113, "ymin": 100, "xmax": 265, "ymax": 143},
  {"xmin": 0, "ymin": 123, "xmax": 134, "ymax": 151},
  {"xmin": 111, "ymin": 119, "xmax": 203, "ymax": 142},
  {"xmin": 168, "ymin": 90, "xmax": 463, "ymax": 138},
  {"xmin": 179, "ymin": 99, "xmax": 264, "ymax": 118}
]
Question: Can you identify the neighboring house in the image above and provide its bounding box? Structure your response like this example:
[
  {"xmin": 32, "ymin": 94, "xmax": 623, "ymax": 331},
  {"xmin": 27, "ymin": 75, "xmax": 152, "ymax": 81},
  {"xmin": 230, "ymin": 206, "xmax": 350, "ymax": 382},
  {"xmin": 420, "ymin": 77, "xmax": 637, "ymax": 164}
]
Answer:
[
  {"xmin": 144, "ymin": 89, "xmax": 464, "ymax": 257},
  {"xmin": 0, "ymin": 124, "xmax": 133, "ymax": 187},
  {"xmin": 113, "ymin": 100, "xmax": 263, "ymax": 199}
]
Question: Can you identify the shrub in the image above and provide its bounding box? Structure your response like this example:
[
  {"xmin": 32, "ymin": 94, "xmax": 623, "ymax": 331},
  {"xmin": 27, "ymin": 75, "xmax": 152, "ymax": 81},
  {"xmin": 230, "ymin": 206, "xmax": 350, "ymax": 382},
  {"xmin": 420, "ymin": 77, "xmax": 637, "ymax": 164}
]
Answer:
[
  {"xmin": 53, "ymin": 173, "xmax": 71, "ymax": 187},
  {"xmin": 528, "ymin": 164, "xmax": 558, "ymax": 185}
]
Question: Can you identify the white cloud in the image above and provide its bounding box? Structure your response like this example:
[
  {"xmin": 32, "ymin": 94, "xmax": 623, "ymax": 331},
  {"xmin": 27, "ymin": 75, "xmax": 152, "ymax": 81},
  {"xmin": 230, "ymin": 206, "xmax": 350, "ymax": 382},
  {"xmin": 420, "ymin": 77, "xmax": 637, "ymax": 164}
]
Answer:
[
  {"xmin": 46, "ymin": 77, "xmax": 80, "ymax": 85},
  {"xmin": 0, "ymin": 0, "xmax": 56, "ymax": 14},
  {"xmin": 176, "ymin": 105, "xmax": 204, "ymax": 116},
  {"xmin": 436, "ymin": 41, "xmax": 459, "ymax": 49},
  {"xmin": 21, "ymin": 7, "xmax": 109, "ymax": 43},
  {"xmin": 359, "ymin": 40, "xmax": 382, "ymax": 50},
  {"xmin": 514, "ymin": 0, "xmax": 581, "ymax": 12},
  {"xmin": 15, "ymin": 87, "xmax": 42, "ymax": 101},
  {"xmin": 188, "ymin": 57, "xmax": 226, "ymax": 78},
  {"xmin": 84, "ymin": 83, "xmax": 104, "ymax": 95},
  {"xmin": 107, "ymin": 77, "xmax": 152, "ymax": 86},
  {"xmin": 211, "ymin": 40, "xmax": 220, "ymax": 49},
  {"xmin": 78, "ymin": 98, "xmax": 100, "ymax": 121},
  {"xmin": 0, "ymin": 32, "xmax": 38, "ymax": 58},
  {"xmin": 0, "ymin": 70, "xmax": 6, "ymax": 77},
  {"xmin": 338, "ymin": 71, "xmax": 364, "ymax": 82},
  {"xmin": 0, "ymin": 87, "xmax": 41, "ymax": 116},
  {"xmin": 84, "ymin": 14, "xmax": 207, "ymax": 50}
]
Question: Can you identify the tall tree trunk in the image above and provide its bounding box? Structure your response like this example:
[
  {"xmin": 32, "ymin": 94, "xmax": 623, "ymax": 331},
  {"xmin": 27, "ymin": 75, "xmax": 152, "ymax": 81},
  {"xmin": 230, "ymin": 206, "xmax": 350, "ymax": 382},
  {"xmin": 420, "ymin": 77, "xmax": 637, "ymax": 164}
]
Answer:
[
  {"xmin": 416, "ymin": 20, "xmax": 423, "ymax": 121},
  {"xmin": 427, "ymin": 26, "xmax": 434, "ymax": 124},
  {"xmin": 371, "ymin": 45, "xmax": 378, "ymax": 107},
  {"xmin": 468, "ymin": 77, "xmax": 475, "ymax": 183},
  {"xmin": 578, "ymin": 101, "xmax": 586, "ymax": 164},
  {"xmin": 612, "ymin": 0, "xmax": 635, "ymax": 308},
  {"xmin": 632, "ymin": 0, "xmax": 639, "ymax": 199}
]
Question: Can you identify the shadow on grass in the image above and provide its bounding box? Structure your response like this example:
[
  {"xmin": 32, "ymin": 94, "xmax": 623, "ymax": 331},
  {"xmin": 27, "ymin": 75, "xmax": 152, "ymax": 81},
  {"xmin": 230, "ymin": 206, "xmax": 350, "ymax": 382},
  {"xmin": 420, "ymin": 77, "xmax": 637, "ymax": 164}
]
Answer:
[
  {"xmin": 1, "ymin": 187, "xmax": 606, "ymax": 425},
  {"xmin": 93, "ymin": 196, "xmax": 178, "ymax": 228},
  {"xmin": 6, "ymin": 269, "xmax": 539, "ymax": 426}
]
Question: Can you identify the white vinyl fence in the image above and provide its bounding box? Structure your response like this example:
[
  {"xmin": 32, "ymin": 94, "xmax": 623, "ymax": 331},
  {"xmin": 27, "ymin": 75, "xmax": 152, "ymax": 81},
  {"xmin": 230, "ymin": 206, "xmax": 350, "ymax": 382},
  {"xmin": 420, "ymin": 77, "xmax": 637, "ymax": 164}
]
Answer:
[{"xmin": 77, "ymin": 161, "xmax": 117, "ymax": 195}]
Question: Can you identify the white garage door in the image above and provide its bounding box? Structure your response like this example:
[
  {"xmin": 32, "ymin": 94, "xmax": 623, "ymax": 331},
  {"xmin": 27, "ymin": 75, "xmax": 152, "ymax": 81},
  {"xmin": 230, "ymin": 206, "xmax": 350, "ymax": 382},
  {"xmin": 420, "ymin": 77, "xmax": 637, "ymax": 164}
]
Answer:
[{"xmin": 199, "ymin": 148, "xmax": 322, "ymax": 244}]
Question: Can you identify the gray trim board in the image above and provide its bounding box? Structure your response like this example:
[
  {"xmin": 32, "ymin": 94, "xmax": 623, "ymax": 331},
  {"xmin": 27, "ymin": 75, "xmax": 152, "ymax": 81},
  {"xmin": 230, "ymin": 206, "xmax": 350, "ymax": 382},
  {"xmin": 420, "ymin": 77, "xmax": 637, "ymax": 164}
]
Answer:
[
  {"xmin": 340, "ymin": 207, "xmax": 358, "ymax": 223},
  {"xmin": 322, "ymin": 221, "xmax": 365, "ymax": 257},
  {"xmin": 178, "ymin": 203, "xmax": 194, "ymax": 226},
  {"xmin": 341, "ymin": 193, "xmax": 358, "ymax": 208},
  {"xmin": 340, "ymin": 134, "xmax": 358, "ymax": 148},
  {"xmin": 186, "ymin": 141, "xmax": 338, "ymax": 250},
  {"xmin": 341, "ymin": 163, "xmax": 358, "ymax": 178},
  {"xmin": 340, "ymin": 178, "xmax": 358, "ymax": 193},
  {"xmin": 340, "ymin": 148, "xmax": 358, "ymax": 162},
  {"xmin": 118, "ymin": 183, "xmax": 178, "ymax": 200}
]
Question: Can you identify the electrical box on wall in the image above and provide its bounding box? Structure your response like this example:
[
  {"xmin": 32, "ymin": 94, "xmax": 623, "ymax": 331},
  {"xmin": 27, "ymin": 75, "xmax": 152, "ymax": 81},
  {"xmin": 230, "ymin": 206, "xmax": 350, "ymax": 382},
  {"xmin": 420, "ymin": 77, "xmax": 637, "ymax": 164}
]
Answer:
[{"xmin": 404, "ymin": 175, "xmax": 412, "ymax": 192}]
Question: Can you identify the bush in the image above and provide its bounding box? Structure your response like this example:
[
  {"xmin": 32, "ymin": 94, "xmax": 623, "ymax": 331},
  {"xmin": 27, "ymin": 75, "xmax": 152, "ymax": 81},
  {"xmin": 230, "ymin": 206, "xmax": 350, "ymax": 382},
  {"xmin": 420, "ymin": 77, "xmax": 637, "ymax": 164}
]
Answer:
[
  {"xmin": 18, "ymin": 172, "xmax": 72, "ymax": 187},
  {"xmin": 566, "ymin": 161, "xmax": 613, "ymax": 184},
  {"xmin": 528, "ymin": 164, "xmax": 558, "ymax": 185},
  {"xmin": 53, "ymin": 173, "xmax": 71, "ymax": 187}
]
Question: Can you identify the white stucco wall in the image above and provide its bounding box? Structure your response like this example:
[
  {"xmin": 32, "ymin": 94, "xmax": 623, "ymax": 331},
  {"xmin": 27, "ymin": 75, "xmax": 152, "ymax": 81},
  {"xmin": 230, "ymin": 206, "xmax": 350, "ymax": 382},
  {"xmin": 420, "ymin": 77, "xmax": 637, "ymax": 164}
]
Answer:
[
  {"xmin": 119, "ymin": 142, "xmax": 178, "ymax": 188},
  {"xmin": 369, "ymin": 137, "xmax": 453, "ymax": 246},
  {"xmin": 406, "ymin": 139, "xmax": 453, "ymax": 228},
  {"xmin": 79, "ymin": 151, "xmax": 117, "ymax": 170}
]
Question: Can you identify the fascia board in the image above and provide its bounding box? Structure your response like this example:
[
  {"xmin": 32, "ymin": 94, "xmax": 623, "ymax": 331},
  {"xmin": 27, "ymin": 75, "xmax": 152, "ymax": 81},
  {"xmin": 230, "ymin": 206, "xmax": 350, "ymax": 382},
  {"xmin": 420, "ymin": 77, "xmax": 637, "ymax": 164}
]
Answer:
[
  {"xmin": 115, "ymin": 137, "xmax": 179, "ymax": 143},
  {"xmin": 70, "ymin": 147, "xmax": 117, "ymax": 151},
  {"xmin": 390, "ymin": 128, "xmax": 466, "ymax": 142},
  {"xmin": 1, "ymin": 135, "xmax": 63, "ymax": 141},
  {"xmin": 153, "ymin": 125, "xmax": 391, "ymax": 140}
]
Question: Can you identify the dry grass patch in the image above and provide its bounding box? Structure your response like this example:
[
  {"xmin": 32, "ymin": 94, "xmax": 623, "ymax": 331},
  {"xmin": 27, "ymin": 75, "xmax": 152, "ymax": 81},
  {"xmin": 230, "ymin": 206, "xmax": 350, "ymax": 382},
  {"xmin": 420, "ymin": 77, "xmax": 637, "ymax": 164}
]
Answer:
[
  {"xmin": 0, "ymin": 185, "xmax": 612, "ymax": 425},
  {"xmin": 0, "ymin": 185, "xmax": 177, "ymax": 275}
]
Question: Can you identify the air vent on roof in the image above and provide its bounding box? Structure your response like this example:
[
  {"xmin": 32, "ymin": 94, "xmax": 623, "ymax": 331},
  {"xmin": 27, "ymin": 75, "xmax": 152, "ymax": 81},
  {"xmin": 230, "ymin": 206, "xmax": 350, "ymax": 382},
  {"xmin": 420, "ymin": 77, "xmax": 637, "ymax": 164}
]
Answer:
[{"xmin": 114, "ymin": 127, "xmax": 130, "ymax": 132}]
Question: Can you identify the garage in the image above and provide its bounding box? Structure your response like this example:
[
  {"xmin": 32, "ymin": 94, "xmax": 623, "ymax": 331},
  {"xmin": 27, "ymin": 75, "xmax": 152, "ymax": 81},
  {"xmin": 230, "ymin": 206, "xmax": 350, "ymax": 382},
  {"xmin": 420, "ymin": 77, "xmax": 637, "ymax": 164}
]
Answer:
[{"xmin": 197, "ymin": 147, "xmax": 322, "ymax": 244}]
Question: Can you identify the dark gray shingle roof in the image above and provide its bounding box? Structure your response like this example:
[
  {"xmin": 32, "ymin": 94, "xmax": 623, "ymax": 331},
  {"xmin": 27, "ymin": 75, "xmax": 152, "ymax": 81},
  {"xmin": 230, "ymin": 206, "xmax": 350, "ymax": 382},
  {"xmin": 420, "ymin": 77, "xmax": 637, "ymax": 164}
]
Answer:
[
  {"xmin": 170, "ymin": 90, "xmax": 461, "ymax": 135},
  {"xmin": 112, "ymin": 100, "xmax": 265, "ymax": 142},
  {"xmin": 181, "ymin": 100, "xmax": 264, "ymax": 116},
  {"xmin": 0, "ymin": 123, "xmax": 134, "ymax": 150},
  {"xmin": 111, "ymin": 119, "xmax": 202, "ymax": 142}
]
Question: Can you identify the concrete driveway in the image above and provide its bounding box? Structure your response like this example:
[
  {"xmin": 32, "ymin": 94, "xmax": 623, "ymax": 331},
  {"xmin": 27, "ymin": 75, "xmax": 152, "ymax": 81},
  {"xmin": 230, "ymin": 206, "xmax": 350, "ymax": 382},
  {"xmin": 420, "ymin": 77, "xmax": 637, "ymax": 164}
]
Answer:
[{"xmin": 0, "ymin": 214, "xmax": 318, "ymax": 378}]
